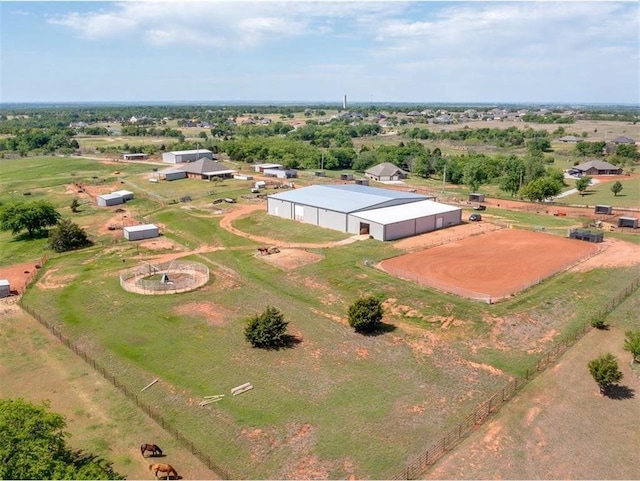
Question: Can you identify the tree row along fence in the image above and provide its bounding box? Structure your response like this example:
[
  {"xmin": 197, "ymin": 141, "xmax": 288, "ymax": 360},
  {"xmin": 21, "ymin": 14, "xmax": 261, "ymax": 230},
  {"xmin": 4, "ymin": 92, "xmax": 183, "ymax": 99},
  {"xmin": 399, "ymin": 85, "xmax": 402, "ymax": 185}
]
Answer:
[
  {"xmin": 18, "ymin": 300, "xmax": 234, "ymax": 480},
  {"xmin": 391, "ymin": 273, "xmax": 640, "ymax": 480}
]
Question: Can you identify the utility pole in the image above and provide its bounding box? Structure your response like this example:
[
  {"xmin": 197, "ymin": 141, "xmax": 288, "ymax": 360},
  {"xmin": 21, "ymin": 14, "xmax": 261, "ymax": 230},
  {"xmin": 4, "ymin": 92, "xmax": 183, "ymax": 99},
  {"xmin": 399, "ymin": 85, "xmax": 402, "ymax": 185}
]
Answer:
[{"xmin": 442, "ymin": 162, "xmax": 447, "ymax": 193}]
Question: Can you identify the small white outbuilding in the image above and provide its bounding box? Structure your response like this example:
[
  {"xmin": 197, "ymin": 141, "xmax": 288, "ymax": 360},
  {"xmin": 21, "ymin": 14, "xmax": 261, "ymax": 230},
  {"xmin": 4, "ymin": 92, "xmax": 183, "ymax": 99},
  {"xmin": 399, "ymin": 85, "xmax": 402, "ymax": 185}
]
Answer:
[
  {"xmin": 0, "ymin": 279, "xmax": 10, "ymax": 298},
  {"xmin": 123, "ymin": 224, "xmax": 160, "ymax": 241},
  {"xmin": 97, "ymin": 193, "xmax": 124, "ymax": 207}
]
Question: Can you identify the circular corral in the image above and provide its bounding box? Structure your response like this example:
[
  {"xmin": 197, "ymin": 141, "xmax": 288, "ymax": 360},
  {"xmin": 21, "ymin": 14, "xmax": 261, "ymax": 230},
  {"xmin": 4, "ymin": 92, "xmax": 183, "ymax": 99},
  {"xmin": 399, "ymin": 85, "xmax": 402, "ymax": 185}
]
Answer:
[{"xmin": 120, "ymin": 260, "xmax": 209, "ymax": 295}]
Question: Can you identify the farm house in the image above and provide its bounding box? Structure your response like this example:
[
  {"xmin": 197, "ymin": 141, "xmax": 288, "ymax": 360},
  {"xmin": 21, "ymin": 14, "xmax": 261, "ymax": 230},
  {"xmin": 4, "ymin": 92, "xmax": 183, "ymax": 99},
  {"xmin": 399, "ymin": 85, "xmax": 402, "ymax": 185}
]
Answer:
[
  {"xmin": 162, "ymin": 149, "xmax": 214, "ymax": 164},
  {"xmin": 97, "ymin": 193, "xmax": 125, "ymax": 207},
  {"xmin": 365, "ymin": 162, "xmax": 408, "ymax": 182},
  {"xmin": 123, "ymin": 224, "xmax": 160, "ymax": 241},
  {"xmin": 267, "ymin": 184, "xmax": 460, "ymax": 241},
  {"xmin": 0, "ymin": 279, "xmax": 10, "ymax": 298}
]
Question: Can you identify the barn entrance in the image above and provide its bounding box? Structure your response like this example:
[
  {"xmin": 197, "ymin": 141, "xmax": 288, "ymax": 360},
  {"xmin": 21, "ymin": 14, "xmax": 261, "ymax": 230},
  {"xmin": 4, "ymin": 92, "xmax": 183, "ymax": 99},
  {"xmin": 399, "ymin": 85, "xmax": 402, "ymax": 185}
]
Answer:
[
  {"xmin": 294, "ymin": 205, "xmax": 304, "ymax": 221},
  {"xmin": 359, "ymin": 222, "xmax": 370, "ymax": 235},
  {"xmin": 436, "ymin": 217, "xmax": 443, "ymax": 229}
]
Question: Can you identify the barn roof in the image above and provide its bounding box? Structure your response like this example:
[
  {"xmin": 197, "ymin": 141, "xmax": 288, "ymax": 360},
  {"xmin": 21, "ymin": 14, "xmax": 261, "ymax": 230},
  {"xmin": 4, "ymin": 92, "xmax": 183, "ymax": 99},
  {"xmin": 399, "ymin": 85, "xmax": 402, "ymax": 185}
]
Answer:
[
  {"xmin": 167, "ymin": 149, "xmax": 213, "ymax": 155},
  {"xmin": 178, "ymin": 159, "xmax": 234, "ymax": 175},
  {"xmin": 351, "ymin": 200, "xmax": 461, "ymax": 224},
  {"xmin": 98, "ymin": 193, "xmax": 123, "ymax": 200},
  {"xmin": 268, "ymin": 184, "xmax": 427, "ymax": 213},
  {"xmin": 0, "ymin": 279, "xmax": 9, "ymax": 287}
]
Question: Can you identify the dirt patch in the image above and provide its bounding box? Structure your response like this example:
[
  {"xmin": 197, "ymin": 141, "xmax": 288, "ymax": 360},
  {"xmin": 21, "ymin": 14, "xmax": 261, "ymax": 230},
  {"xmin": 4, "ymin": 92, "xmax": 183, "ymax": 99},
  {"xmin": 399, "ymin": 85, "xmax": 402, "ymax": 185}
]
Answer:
[
  {"xmin": 38, "ymin": 268, "xmax": 77, "ymax": 290},
  {"xmin": 380, "ymin": 229, "xmax": 599, "ymax": 302},
  {"xmin": 257, "ymin": 249, "xmax": 323, "ymax": 270},
  {"xmin": 568, "ymin": 238, "xmax": 640, "ymax": 272},
  {"xmin": 0, "ymin": 260, "xmax": 44, "ymax": 295},
  {"xmin": 392, "ymin": 222, "xmax": 501, "ymax": 251},
  {"xmin": 173, "ymin": 302, "xmax": 231, "ymax": 326}
]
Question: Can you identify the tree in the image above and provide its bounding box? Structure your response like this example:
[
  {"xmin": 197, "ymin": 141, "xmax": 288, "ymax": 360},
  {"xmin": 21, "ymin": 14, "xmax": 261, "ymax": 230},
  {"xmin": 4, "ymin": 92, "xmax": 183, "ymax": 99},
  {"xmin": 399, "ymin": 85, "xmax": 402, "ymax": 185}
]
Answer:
[
  {"xmin": 48, "ymin": 219, "xmax": 93, "ymax": 253},
  {"xmin": 623, "ymin": 330, "xmax": 640, "ymax": 363},
  {"xmin": 0, "ymin": 200, "xmax": 61, "ymax": 236},
  {"xmin": 588, "ymin": 353, "xmax": 623, "ymax": 395},
  {"xmin": 0, "ymin": 398, "xmax": 123, "ymax": 479},
  {"xmin": 575, "ymin": 175, "xmax": 591, "ymax": 196},
  {"xmin": 499, "ymin": 155, "xmax": 526, "ymax": 197},
  {"xmin": 348, "ymin": 296, "xmax": 384, "ymax": 333},
  {"xmin": 244, "ymin": 306, "xmax": 289, "ymax": 349},
  {"xmin": 520, "ymin": 177, "xmax": 563, "ymax": 202},
  {"xmin": 611, "ymin": 181, "xmax": 623, "ymax": 197},
  {"xmin": 70, "ymin": 198, "xmax": 81, "ymax": 213}
]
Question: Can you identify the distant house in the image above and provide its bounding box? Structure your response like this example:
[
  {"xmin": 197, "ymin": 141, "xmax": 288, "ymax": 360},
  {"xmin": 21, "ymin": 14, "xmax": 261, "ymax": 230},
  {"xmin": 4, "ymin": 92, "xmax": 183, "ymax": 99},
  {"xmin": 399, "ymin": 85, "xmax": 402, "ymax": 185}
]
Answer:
[
  {"xmin": 365, "ymin": 163, "xmax": 408, "ymax": 182},
  {"xmin": 610, "ymin": 136, "xmax": 636, "ymax": 145},
  {"xmin": 253, "ymin": 163, "xmax": 283, "ymax": 173},
  {"xmin": 176, "ymin": 159, "xmax": 236, "ymax": 180},
  {"xmin": 558, "ymin": 135, "xmax": 583, "ymax": 143},
  {"xmin": 122, "ymin": 153, "xmax": 148, "ymax": 160},
  {"xmin": 569, "ymin": 160, "xmax": 623, "ymax": 176}
]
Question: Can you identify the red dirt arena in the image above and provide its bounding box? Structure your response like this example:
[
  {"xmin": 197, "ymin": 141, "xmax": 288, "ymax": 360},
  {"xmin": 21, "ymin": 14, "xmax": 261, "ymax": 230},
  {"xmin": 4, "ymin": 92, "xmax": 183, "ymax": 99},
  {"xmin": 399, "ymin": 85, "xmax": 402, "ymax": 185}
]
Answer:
[{"xmin": 380, "ymin": 229, "xmax": 600, "ymax": 302}]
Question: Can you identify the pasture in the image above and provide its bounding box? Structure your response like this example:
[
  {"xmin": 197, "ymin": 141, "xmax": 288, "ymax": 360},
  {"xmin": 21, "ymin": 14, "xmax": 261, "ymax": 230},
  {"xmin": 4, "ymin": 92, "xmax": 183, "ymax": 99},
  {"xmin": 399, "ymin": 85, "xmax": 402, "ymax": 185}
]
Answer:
[{"xmin": 4, "ymin": 154, "xmax": 640, "ymax": 478}]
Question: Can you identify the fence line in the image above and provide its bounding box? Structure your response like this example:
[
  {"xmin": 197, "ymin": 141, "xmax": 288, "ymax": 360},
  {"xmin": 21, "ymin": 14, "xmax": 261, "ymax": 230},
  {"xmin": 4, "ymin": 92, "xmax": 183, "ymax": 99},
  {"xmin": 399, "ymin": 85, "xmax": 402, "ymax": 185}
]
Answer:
[
  {"xmin": 17, "ymin": 259, "xmax": 640, "ymax": 480},
  {"xmin": 391, "ymin": 273, "xmax": 640, "ymax": 479},
  {"xmin": 18, "ymin": 300, "xmax": 233, "ymax": 480}
]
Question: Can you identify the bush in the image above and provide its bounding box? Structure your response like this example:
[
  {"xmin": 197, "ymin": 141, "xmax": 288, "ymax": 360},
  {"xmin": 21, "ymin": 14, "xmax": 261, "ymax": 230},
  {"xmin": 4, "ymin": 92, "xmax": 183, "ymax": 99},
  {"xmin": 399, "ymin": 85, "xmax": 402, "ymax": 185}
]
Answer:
[
  {"xmin": 588, "ymin": 353, "xmax": 623, "ymax": 395},
  {"xmin": 244, "ymin": 306, "xmax": 288, "ymax": 349},
  {"xmin": 47, "ymin": 219, "xmax": 92, "ymax": 253},
  {"xmin": 348, "ymin": 296, "xmax": 384, "ymax": 333},
  {"xmin": 591, "ymin": 318, "xmax": 607, "ymax": 329}
]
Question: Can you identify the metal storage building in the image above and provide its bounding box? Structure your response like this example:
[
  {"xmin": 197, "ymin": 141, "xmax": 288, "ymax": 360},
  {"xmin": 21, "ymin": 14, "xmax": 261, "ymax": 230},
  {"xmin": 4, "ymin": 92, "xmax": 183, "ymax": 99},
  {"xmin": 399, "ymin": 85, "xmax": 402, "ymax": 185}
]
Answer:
[
  {"xmin": 267, "ymin": 184, "xmax": 459, "ymax": 241},
  {"xmin": 112, "ymin": 190, "xmax": 134, "ymax": 201},
  {"xmin": 164, "ymin": 170, "xmax": 187, "ymax": 181},
  {"xmin": 594, "ymin": 205, "xmax": 613, "ymax": 215},
  {"xmin": 618, "ymin": 217, "xmax": 638, "ymax": 228},
  {"xmin": 123, "ymin": 224, "xmax": 160, "ymax": 241},
  {"xmin": 162, "ymin": 149, "xmax": 214, "ymax": 164},
  {"xmin": 349, "ymin": 200, "xmax": 462, "ymax": 240},
  {"xmin": 0, "ymin": 279, "xmax": 10, "ymax": 298},
  {"xmin": 97, "ymin": 193, "xmax": 124, "ymax": 207}
]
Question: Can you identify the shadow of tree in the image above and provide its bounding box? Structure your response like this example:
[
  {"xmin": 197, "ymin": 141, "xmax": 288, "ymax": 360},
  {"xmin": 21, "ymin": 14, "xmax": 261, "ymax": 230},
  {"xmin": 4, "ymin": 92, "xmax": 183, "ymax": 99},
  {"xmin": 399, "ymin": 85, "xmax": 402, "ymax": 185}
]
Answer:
[
  {"xmin": 605, "ymin": 384, "xmax": 635, "ymax": 400},
  {"xmin": 361, "ymin": 321, "xmax": 397, "ymax": 337}
]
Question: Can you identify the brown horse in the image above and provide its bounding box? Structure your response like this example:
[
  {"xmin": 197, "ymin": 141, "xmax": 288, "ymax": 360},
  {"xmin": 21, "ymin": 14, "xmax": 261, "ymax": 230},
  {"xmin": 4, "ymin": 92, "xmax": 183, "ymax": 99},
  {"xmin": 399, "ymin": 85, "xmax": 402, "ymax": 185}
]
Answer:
[
  {"xmin": 149, "ymin": 463, "xmax": 178, "ymax": 479},
  {"xmin": 140, "ymin": 443, "xmax": 163, "ymax": 457}
]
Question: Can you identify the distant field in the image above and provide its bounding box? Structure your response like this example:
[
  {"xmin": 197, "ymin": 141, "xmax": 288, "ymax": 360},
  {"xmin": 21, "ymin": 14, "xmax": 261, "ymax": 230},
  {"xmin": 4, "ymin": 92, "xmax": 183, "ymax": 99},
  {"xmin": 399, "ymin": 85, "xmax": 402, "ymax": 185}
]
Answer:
[{"xmin": 560, "ymin": 177, "xmax": 640, "ymax": 208}]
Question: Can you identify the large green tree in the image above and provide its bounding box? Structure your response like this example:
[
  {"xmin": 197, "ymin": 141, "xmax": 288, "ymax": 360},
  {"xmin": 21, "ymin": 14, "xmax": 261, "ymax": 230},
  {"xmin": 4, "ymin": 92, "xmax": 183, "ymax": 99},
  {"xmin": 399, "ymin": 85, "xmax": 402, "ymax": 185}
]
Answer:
[
  {"xmin": 348, "ymin": 296, "xmax": 384, "ymax": 334},
  {"xmin": 520, "ymin": 177, "xmax": 563, "ymax": 202},
  {"xmin": 48, "ymin": 219, "xmax": 93, "ymax": 253},
  {"xmin": 0, "ymin": 200, "xmax": 61, "ymax": 236},
  {"xmin": 0, "ymin": 398, "xmax": 122, "ymax": 479},
  {"xmin": 499, "ymin": 155, "xmax": 526, "ymax": 196},
  {"xmin": 244, "ymin": 306, "xmax": 289, "ymax": 349},
  {"xmin": 588, "ymin": 353, "xmax": 623, "ymax": 395}
]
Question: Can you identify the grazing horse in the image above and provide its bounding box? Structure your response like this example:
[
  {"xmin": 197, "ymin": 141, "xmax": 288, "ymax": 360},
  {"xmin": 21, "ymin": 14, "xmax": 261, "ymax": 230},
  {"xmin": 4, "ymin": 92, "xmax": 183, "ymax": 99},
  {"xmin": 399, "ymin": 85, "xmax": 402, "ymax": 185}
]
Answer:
[
  {"xmin": 149, "ymin": 463, "xmax": 178, "ymax": 480},
  {"xmin": 140, "ymin": 443, "xmax": 163, "ymax": 457}
]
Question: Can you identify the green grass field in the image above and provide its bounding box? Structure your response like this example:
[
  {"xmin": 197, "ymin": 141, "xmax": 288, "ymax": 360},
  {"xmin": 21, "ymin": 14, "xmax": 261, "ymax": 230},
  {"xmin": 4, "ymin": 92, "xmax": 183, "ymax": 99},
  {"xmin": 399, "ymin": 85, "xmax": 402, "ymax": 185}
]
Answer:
[{"xmin": 5, "ymin": 155, "xmax": 640, "ymax": 478}]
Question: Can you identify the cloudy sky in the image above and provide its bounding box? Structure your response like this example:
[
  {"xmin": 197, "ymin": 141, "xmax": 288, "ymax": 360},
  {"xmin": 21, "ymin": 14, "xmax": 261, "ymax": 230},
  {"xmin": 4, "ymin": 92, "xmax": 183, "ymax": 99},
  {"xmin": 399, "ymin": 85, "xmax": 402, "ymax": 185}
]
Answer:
[{"xmin": 1, "ymin": 1, "xmax": 638, "ymax": 104}]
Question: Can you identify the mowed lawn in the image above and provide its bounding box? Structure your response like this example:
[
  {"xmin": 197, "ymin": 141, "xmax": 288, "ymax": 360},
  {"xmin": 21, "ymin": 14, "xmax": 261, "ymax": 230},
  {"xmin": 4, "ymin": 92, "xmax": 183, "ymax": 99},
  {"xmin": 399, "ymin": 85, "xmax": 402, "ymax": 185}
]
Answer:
[{"xmin": 424, "ymin": 291, "xmax": 640, "ymax": 480}]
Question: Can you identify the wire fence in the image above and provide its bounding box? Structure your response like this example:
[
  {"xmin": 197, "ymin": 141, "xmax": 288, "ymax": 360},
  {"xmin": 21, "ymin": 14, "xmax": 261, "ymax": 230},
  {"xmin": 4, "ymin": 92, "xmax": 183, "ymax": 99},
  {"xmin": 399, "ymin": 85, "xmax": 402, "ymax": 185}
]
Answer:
[
  {"xmin": 16, "ymin": 255, "xmax": 640, "ymax": 481},
  {"xmin": 391, "ymin": 273, "xmax": 640, "ymax": 480},
  {"xmin": 119, "ymin": 260, "xmax": 209, "ymax": 295},
  {"xmin": 17, "ymin": 301, "xmax": 234, "ymax": 479}
]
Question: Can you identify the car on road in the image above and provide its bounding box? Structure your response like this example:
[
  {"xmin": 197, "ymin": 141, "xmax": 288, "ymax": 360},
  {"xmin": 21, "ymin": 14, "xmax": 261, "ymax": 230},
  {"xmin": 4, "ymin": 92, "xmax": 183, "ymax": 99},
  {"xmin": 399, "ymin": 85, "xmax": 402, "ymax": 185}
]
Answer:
[{"xmin": 469, "ymin": 213, "xmax": 482, "ymax": 222}]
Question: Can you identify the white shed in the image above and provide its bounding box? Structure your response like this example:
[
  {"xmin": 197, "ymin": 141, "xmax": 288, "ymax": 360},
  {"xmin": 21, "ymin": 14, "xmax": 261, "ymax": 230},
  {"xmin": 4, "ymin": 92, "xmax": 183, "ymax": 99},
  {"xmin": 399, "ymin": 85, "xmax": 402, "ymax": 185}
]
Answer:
[
  {"xmin": 123, "ymin": 224, "xmax": 160, "ymax": 241},
  {"xmin": 97, "ymin": 193, "xmax": 124, "ymax": 207},
  {"xmin": 0, "ymin": 279, "xmax": 10, "ymax": 298},
  {"xmin": 162, "ymin": 149, "xmax": 213, "ymax": 164},
  {"xmin": 112, "ymin": 190, "xmax": 134, "ymax": 201}
]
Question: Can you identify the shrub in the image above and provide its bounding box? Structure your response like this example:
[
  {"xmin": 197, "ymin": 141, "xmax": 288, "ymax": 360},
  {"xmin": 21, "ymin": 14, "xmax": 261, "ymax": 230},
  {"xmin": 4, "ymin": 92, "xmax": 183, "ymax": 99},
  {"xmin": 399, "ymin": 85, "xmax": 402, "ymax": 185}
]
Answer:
[
  {"xmin": 244, "ymin": 306, "xmax": 288, "ymax": 349},
  {"xmin": 348, "ymin": 296, "xmax": 384, "ymax": 333}
]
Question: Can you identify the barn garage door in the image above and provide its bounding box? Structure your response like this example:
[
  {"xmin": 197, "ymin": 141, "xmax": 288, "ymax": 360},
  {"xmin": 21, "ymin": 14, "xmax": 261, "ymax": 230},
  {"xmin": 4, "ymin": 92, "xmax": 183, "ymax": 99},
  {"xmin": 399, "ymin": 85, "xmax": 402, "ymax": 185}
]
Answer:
[
  {"xmin": 436, "ymin": 217, "xmax": 443, "ymax": 229},
  {"xmin": 294, "ymin": 205, "xmax": 304, "ymax": 221}
]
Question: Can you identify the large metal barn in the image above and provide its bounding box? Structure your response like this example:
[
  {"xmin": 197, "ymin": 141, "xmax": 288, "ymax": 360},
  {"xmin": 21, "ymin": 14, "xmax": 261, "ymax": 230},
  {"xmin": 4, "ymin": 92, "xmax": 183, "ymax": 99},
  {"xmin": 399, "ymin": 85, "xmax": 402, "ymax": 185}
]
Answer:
[{"xmin": 267, "ymin": 184, "xmax": 461, "ymax": 241}]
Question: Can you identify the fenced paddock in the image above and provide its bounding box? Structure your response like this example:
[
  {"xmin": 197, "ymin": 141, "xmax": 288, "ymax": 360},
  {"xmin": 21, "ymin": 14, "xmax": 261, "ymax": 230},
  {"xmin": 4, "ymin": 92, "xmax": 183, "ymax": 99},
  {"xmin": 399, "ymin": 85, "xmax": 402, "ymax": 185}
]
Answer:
[
  {"xmin": 120, "ymin": 260, "xmax": 209, "ymax": 295},
  {"xmin": 379, "ymin": 229, "xmax": 600, "ymax": 302}
]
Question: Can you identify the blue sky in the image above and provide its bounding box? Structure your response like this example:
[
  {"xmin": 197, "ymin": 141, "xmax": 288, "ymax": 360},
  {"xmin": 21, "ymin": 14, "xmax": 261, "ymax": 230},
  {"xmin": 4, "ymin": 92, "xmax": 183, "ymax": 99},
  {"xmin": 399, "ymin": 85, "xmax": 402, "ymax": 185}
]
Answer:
[{"xmin": 1, "ymin": 1, "xmax": 638, "ymax": 104}]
